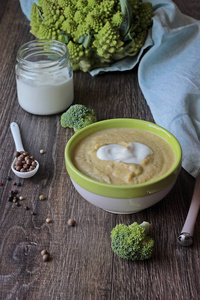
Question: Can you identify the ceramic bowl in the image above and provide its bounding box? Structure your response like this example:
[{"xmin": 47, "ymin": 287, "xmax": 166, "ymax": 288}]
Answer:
[{"xmin": 65, "ymin": 119, "xmax": 182, "ymax": 214}]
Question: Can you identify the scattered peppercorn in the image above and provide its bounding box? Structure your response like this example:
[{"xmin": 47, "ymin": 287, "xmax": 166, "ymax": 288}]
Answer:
[
  {"xmin": 39, "ymin": 195, "xmax": 45, "ymax": 200},
  {"xmin": 46, "ymin": 218, "xmax": 52, "ymax": 223},
  {"xmin": 67, "ymin": 218, "xmax": 76, "ymax": 227},
  {"xmin": 8, "ymin": 196, "xmax": 13, "ymax": 202},
  {"xmin": 31, "ymin": 211, "xmax": 36, "ymax": 215},
  {"xmin": 41, "ymin": 249, "xmax": 48, "ymax": 256},
  {"xmin": 17, "ymin": 182, "xmax": 22, "ymax": 187},
  {"xmin": 13, "ymin": 182, "xmax": 17, "ymax": 186},
  {"xmin": 42, "ymin": 254, "xmax": 50, "ymax": 262},
  {"xmin": 25, "ymin": 206, "xmax": 30, "ymax": 210},
  {"xmin": 7, "ymin": 176, "xmax": 12, "ymax": 181}
]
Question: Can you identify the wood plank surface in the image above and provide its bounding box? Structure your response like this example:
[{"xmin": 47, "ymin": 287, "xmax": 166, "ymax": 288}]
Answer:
[{"xmin": 0, "ymin": 1, "xmax": 200, "ymax": 299}]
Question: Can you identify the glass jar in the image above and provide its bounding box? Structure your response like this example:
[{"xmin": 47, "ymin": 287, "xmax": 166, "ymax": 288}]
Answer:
[{"xmin": 15, "ymin": 39, "xmax": 74, "ymax": 115}]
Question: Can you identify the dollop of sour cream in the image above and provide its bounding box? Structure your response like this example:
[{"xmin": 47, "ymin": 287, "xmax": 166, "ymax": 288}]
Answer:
[{"xmin": 96, "ymin": 142, "xmax": 152, "ymax": 164}]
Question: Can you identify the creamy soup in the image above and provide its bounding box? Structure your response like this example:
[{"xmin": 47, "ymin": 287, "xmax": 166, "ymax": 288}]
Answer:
[{"xmin": 73, "ymin": 128, "xmax": 175, "ymax": 185}]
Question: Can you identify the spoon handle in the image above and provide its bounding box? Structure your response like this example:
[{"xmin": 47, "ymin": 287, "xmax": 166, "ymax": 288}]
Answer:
[
  {"xmin": 10, "ymin": 122, "xmax": 24, "ymax": 152},
  {"xmin": 178, "ymin": 172, "xmax": 200, "ymax": 246}
]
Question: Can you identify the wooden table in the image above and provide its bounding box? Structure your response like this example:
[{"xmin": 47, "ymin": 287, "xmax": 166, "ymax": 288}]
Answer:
[{"xmin": 1, "ymin": 1, "xmax": 200, "ymax": 299}]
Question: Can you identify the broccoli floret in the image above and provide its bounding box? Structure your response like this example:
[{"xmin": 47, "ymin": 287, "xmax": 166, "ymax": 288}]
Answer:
[
  {"xmin": 61, "ymin": 104, "xmax": 97, "ymax": 131},
  {"xmin": 111, "ymin": 221, "xmax": 154, "ymax": 261}
]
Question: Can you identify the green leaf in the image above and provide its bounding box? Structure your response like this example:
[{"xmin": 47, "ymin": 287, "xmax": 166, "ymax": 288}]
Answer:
[
  {"xmin": 123, "ymin": 18, "xmax": 140, "ymax": 41},
  {"xmin": 119, "ymin": 0, "xmax": 133, "ymax": 40},
  {"xmin": 83, "ymin": 34, "xmax": 92, "ymax": 49},
  {"xmin": 37, "ymin": 6, "xmax": 45, "ymax": 22},
  {"xmin": 78, "ymin": 35, "xmax": 85, "ymax": 44},
  {"xmin": 78, "ymin": 34, "xmax": 92, "ymax": 48},
  {"xmin": 59, "ymin": 31, "xmax": 71, "ymax": 43}
]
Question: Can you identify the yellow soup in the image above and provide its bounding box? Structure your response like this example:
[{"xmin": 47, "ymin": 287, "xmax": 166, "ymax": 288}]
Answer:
[{"xmin": 73, "ymin": 128, "xmax": 175, "ymax": 185}]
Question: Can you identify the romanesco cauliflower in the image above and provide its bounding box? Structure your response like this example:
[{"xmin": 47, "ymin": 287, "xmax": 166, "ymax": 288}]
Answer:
[{"xmin": 30, "ymin": 0, "xmax": 153, "ymax": 72}]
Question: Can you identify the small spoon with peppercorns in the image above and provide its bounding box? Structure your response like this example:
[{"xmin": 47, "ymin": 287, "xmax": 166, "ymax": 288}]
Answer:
[{"xmin": 10, "ymin": 122, "xmax": 39, "ymax": 178}]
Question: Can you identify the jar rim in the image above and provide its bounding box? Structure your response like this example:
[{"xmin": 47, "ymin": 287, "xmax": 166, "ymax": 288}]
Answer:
[{"xmin": 17, "ymin": 39, "xmax": 70, "ymax": 70}]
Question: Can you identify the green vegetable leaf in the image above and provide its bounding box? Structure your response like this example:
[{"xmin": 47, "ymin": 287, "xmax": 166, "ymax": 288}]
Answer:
[
  {"xmin": 119, "ymin": 0, "xmax": 133, "ymax": 40},
  {"xmin": 78, "ymin": 34, "xmax": 92, "ymax": 48},
  {"xmin": 123, "ymin": 17, "xmax": 140, "ymax": 41},
  {"xmin": 37, "ymin": 6, "xmax": 45, "ymax": 22},
  {"xmin": 78, "ymin": 35, "xmax": 85, "ymax": 44},
  {"xmin": 83, "ymin": 34, "xmax": 92, "ymax": 49},
  {"xmin": 59, "ymin": 31, "xmax": 71, "ymax": 44}
]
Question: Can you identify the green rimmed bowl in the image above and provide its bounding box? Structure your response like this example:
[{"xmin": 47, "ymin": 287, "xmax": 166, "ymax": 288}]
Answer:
[{"xmin": 65, "ymin": 119, "xmax": 182, "ymax": 214}]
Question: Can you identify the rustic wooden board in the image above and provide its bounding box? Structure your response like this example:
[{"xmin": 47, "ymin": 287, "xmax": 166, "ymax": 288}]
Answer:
[{"xmin": 0, "ymin": 1, "xmax": 200, "ymax": 299}]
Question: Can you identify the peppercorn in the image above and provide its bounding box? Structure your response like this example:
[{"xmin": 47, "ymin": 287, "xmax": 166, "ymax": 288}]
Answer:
[
  {"xmin": 26, "ymin": 159, "xmax": 31, "ymax": 165},
  {"xmin": 14, "ymin": 151, "xmax": 20, "ymax": 158},
  {"xmin": 13, "ymin": 197, "xmax": 17, "ymax": 203},
  {"xmin": 41, "ymin": 249, "xmax": 48, "ymax": 256},
  {"xmin": 7, "ymin": 176, "xmax": 12, "ymax": 181},
  {"xmin": 46, "ymin": 218, "xmax": 52, "ymax": 223},
  {"xmin": 29, "ymin": 166, "xmax": 35, "ymax": 171},
  {"xmin": 25, "ymin": 206, "xmax": 30, "ymax": 210},
  {"xmin": 15, "ymin": 160, "xmax": 22, "ymax": 166},
  {"xmin": 67, "ymin": 218, "xmax": 76, "ymax": 227},
  {"xmin": 13, "ymin": 151, "xmax": 37, "ymax": 173},
  {"xmin": 42, "ymin": 254, "xmax": 50, "ymax": 262},
  {"xmin": 8, "ymin": 196, "xmax": 13, "ymax": 202}
]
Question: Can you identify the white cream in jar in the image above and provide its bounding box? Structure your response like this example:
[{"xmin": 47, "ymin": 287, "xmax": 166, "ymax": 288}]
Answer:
[{"xmin": 15, "ymin": 40, "xmax": 74, "ymax": 115}]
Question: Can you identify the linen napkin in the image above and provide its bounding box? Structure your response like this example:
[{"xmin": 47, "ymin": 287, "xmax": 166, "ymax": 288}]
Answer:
[
  {"xmin": 19, "ymin": 0, "xmax": 200, "ymax": 178},
  {"xmin": 138, "ymin": 1, "xmax": 200, "ymax": 178}
]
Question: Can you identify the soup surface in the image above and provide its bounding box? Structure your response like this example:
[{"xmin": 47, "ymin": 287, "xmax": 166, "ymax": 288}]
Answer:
[{"xmin": 73, "ymin": 128, "xmax": 175, "ymax": 185}]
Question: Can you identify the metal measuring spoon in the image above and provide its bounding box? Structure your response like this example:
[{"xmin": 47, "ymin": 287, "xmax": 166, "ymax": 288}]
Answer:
[
  {"xmin": 10, "ymin": 122, "xmax": 39, "ymax": 179},
  {"xmin": 178, "ymin": 172, "xmax": 200, "ymax": 246}
]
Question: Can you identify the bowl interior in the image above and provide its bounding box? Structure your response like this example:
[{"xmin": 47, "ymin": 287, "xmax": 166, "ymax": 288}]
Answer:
[{"xmin": 65, "ymin": 119, "xmax": 182, "ymax": 198}]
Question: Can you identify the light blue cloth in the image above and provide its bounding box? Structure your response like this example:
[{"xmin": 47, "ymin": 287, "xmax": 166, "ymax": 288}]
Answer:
[
  {"xmin": 138, "ymin": 1, "xmax": 200, "ymax": 178},
  {"xmin": 19, "ymin": 0, "xmax": 36, "ymax": 20},
  {"xmin": 20, "ymin": 0, "xmax": 200, "ymax": 178}
]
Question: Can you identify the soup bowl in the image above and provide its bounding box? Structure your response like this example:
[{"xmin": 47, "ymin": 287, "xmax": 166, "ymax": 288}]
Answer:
[{"xmin": 65, "ymin": 119, "xmax": 182, "ymax": 214}]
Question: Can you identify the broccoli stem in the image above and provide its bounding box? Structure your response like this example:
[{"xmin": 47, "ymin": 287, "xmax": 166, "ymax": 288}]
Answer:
[{"xmin": 140, "ymin": 221, "xmax": 151, "ymax": 235}]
